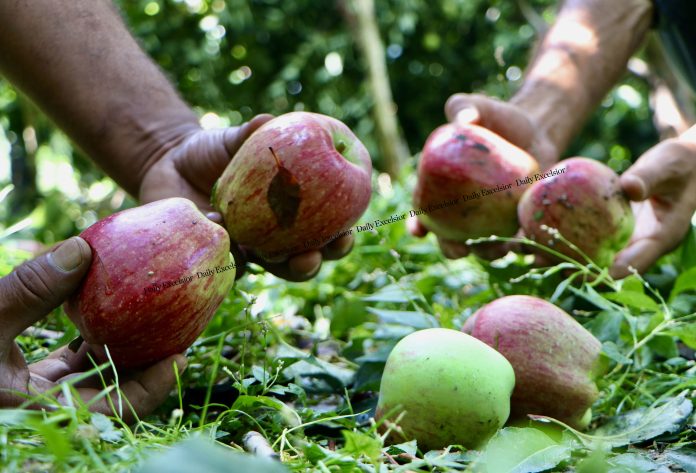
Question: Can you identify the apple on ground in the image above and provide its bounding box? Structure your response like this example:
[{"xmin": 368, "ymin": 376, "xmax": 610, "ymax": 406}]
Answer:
[
  {"xmin": 413, "ymin": 123, "xmax": 539, "ymax": 242},
  {"xmin": 518, "ymin": 157, "xmax": 634, "ymax": 267},
  {"xmin": 376, "ymin": 328, "xmax": 515, "ymax": 451},
  {"xmin": 213, "ymin": 111, "xmax": 372, "ymax": 261},
  {"xmin": 65, "ymin": 197, "xmax": 235, "ymax": 369},
  {"xmin": 463, "ymin": 295, "xmax": 603, "ymax": 429}
]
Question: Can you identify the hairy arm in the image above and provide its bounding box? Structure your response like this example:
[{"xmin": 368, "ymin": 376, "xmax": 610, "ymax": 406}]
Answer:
[
  {"xmin": 0, "ymin": 0, "xmax": 199, "ymax": 197},
  {"xmin": 511, "ymin": 0, "xmax": 654, "ymax": 154}
]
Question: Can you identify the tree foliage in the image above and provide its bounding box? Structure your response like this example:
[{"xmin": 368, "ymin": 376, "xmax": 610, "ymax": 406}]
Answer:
[{"xmin": 1, "ymin": 0, "xmax": 659, "ymax": 244}]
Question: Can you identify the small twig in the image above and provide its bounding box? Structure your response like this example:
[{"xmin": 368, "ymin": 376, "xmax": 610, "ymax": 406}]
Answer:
[
  {"xmin": 383, "ymin": 451, "xmax": 400, "ymax": 465},
  {"xmin": 340, "ymin": 0, "xmax": 410, "ymax": 179},
  {"xmin": 243, "ymin": 431, "xmax": 279, "ymax": 460}
]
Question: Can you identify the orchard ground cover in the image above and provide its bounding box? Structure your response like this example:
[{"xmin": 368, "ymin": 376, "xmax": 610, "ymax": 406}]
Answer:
[{"xmin": 1, "ymin": 170, "xmax": 695, "ymax": 472}]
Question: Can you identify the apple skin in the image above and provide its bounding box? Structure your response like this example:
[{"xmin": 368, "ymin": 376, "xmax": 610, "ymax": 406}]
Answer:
[
  {"xmin": 463, "ymin": 295, "xmax": 603, "ymax": 429},
  {"xmin": 65, "ymin": 198, "xmax": 235, "ymax": 370},
  {"xmin": 413, "ymin": 123, "xmax": 539, "ymax": 242},
  {"xmin": 213, "ymin": 112, "xmax": 372, "ymax": 260},
  {"xmin": 376, "ymin": 328, "xmax": 515, "ymax": 451},
  {"xmin": 518, "ymin": 157, "xmax": 634, "ymax": 267}
]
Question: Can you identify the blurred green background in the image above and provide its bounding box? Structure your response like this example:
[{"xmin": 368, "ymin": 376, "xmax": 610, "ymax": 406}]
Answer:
[{"xmin": 0, "ymin": 0, "xmax": 658, "ymax": 247}]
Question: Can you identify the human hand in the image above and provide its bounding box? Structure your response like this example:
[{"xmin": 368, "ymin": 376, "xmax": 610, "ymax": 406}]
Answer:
[
  {"xmin": 138, "ymin": 115, "xmax": 355, "ymax": 281},
  {"xmin": 445, "ymin": 93, "xmax": 559, "ymax": 169},
  {"xmin": 610, "ymin": 137, "xmax": 696, "ymax": 278},
  {"xmin": 409, "ymin": 93, "xmax": 559, "ymax": 259},
  {"xmin": 0, "ymin": 237, "xmax": 186, "ymax": 423}
]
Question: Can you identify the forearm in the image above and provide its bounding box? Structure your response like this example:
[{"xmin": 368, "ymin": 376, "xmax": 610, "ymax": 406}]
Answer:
[
  {"xmin": 511, "ymin": 0, "xmax": 654, "ymax": 154},
  {"xmin": 0, "ymin": 1, "xmax": 199, "ymax": 197}
]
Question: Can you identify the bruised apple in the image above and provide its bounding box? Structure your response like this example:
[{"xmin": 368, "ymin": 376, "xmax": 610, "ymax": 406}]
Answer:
[
  {"xmin": 213, "ymin": 112, "xmax": 372, "ymax": 260},
  {"xmin": 518, "ymin": 157, "xmax": 634, "ymax": 267},
  {"xmin": 413, "ymin": 123, "xmax": 539, "ymax": 242},
  {"xmin": 65, "ymin": 198, "xmax": 235, "ymax": 369},
  {"xmin": 463, "ymin": 295, "xmax": 603, "ymax": 429},
  {"xmin": 376, "ymin": 328, "xmax": 515, "ymax": 450}
]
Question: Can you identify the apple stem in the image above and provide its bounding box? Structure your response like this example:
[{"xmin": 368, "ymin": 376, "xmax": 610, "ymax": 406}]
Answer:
[
  {"xmin": 269, "ymin": 147, "xmax": 282, "ymax": 168},
  {"xmin": 336, "ymin": 140, "xmax": 347, "ymax": 154}
]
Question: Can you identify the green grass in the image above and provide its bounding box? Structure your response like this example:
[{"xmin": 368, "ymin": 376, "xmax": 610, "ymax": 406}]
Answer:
[{"xmin": 1, "ymin": 176, "xmax": 695, "ymax": 472}]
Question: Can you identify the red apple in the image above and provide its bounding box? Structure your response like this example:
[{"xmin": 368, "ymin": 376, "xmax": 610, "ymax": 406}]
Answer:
[
  {"xmin": 463, "ymin": 295, "xmax": 603, "ymax": 429},
  {"xmin": 65, "ymin": 198, "xmax": 235, "ymax": 369},
  {"xmin": 518, "ymin": 157, "xmax": 634, "ymax": 267},
  {"xmin": 212, "ymin": 112, "xmax": 372, "ymax": 260},
  {"xmin": 413, "ymin": 123, "xmax": 539, "ymax": 242}
]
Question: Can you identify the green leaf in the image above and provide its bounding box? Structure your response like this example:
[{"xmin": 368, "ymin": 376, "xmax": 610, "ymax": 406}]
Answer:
[
  {"xmin": 91, "ymin": 413, "xmax": 123, "ymax": 443},
  {"xmin": 585, "ymin": 311, "xmax": 623, "ymax": 342},
  {"xmin": 576, "ymin": 449, "xmax": 610, "ymax": 473},
  {"xmin": 277, "ymin": 343, "xmax": 355, "ymax": 388},
  {"xmin": 353, "ymin": 361, "xmax": 386, "ymax": 392},
  {"xmin": 570, "ymin": 285, "xmax": 616, "ymax": 311},
  {"xmin": 231, "ymin": 395, "xmax": 300, "ymax": 428},
  {"xmin": 550, "ymin": 273, "xmax": 577, "ymax": 303},
  {"xmin": 252, "ymin": 365, "xmax": 272, "ymax": 385},
  {"xmin": 385, "ymin": 440, "xmax": 417, "ymax": 456},
  {"xmin": 664, "ymin": 322, "xmax": 696, "ymax": 350},
  {"xmin": 362, "ymin": 284, "xmax": 417, "ymax": 303},
  {"xmin": 601, "ymin": 341, "xmax": 633, "ymax": 365},
  {"xmin": 603, "ymin": 291, "xmax": 659, "ymax": 312},
  {"xmin": 402, "ymin": 451, "xmax": 472, "ymax": 470},
  {"xmin": 340, "ymin": 430, "xmax": 382, "ymax": 461},
  {"xmin": 330, "ymin": 297, "xmax": 369, "ymax": 338},
  {"xmin": 608, "ymin": 453, "xmax": 671, "ymax": 473},
  {"xmin": 0, "ymin": 409, "xmax": 45, "ymax": 426},
  {"xmin": 670, "ymin": 266, "xmax": 696, "ymax": 301},
  {"xmin": 647, "ymin": 335, "xmax": 679, "ymax": 359},
  {"xmin": 365, "ymin": 308, "xmax": 438, "ymax": 329},
  {"xmin": 664, "ymin": 447, "xmax": 696, "ymax": 473},
  {"xmin": 136, "ymin": 437, "xmax": 288, "ymax": 473},
  {"xmin": 589, "ymin": 392, "xmax": 693, "ymax": 448},
  {"xmin": 28, "ymin": 418, "xmax": 73, "ymax": 464},
  {"xmin": 478, "ymin": 427, "xmax": 570, "ymax": 473},
  {"xmin": 620, "ymin": 276, "xmax": 645, "ymax": 293}
]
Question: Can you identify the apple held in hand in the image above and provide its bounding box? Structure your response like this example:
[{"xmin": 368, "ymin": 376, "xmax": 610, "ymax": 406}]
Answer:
[
  {"xmin": 518, "ymin": 157, "xmax": 634, "ymax": 267},
  {"xmin": 463, "ymin": 295, "xmax": 603, "ymax": 429},
  {"xmin": 65, "ymin": 198, "xmax": 235, "ymax": 369},
  {"xmin": 413, "ymin": 123, "xmax": 539, "ymax": 242},
  {"xmin": 376, "ymin": 328, "xmax": 515, "ymax": 451},
  {"xmin": 213, "ymin": 112, "xmax": 372, "ymax": 260}
]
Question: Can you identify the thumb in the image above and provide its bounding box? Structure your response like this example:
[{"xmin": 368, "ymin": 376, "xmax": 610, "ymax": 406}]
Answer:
[
  {"xmin": 222, "ymin": 114, "xmax": 273, "ymax": 157},
  {"xmin": 444, "ymin": 93, "xmax": 537, "ymax": 152},
  {"xmin": 620, "ymin": 141, "xmax": 685, "ymax": 201},
  {"xmin": 0, "ymin": 237, "xmax": 92, "ymax": 340}
]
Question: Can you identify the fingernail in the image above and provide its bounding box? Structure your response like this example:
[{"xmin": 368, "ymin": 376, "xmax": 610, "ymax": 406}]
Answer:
[
  {"xmin": 51, "ymin": 237, "xmax": 84, "ymax": 272},
  {"xmin": 456, "ymin": 107, "xmax": 479, "ymax": 125},
  {"xmin": 205, "ymin": 211, "xmax": 223, "ymax": 223},
  {"xmin": 307, "ymin": 259, "xmax": 321, "ymax": 276}
]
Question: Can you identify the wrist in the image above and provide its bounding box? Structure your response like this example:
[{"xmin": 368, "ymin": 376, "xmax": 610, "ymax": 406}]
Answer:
[
  {"xmin": 510, "ymin": 82, "xmax": 587, "ymax": 159},
  {"xmin": 103, "ymin": 102, "xmax": 201, "ymax": 197}
]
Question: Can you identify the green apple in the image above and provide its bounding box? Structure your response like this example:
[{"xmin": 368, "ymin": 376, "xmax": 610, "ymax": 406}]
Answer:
[{"xmin": 375, "ymin": 328, "xmax": 515, "ymax": 451}]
